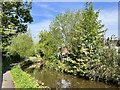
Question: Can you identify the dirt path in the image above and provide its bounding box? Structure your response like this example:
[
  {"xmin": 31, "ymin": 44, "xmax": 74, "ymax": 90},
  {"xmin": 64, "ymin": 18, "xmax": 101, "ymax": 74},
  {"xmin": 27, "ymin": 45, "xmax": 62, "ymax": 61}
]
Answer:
[{"xmin": 2, "ymin": 70, "xmax": 15, "ymax": 89}]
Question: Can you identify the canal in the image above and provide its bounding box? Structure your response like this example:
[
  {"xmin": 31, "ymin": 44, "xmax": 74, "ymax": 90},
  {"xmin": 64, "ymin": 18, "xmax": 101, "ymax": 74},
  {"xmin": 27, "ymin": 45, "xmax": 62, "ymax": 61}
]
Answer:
[{"xmin": 24, "ymin": 67, "xmax": 117, "ymax": 88}]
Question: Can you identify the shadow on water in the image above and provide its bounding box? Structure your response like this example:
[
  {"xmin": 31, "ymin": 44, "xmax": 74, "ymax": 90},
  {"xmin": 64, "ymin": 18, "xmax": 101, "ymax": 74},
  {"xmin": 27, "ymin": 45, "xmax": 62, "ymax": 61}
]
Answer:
[{"xmin": 25, "ymin": 68, "xmax": 117, "ymax": 88}]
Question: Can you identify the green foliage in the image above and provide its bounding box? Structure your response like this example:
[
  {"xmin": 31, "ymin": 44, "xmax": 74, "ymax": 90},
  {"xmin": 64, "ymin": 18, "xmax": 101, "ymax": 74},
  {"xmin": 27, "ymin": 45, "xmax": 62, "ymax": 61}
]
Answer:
[
  {"xmin": 1, "ymin": 24, "xmax": 16, "ymax": 57},
  {"xmin": 1, "ymin": 1, "xmax": 33, "ymax": 67},
  {"xmin": 38, "ymin": 30, "xmax": 58, "ymax": 61},
  {"xmin": 2, "ymin": 1, "xmax": 33, "ymax": 33},
  {"xmin": 38, "ymin": 2, "xmax": 105, "ymax": 72},
  {"xmin": 50, "ymin": 10, "xmax": 82, "ymax": 47},
  {"xmin": 37, "ymin": 2, "xmax": 120, "ymax": 86},
  {"xmin": 11, "ymin": 65, "xmax": 44, "ymax": 88},
  {"xmin": 9, "ymin": 34, "xmax": 34, "ymax": 58}
]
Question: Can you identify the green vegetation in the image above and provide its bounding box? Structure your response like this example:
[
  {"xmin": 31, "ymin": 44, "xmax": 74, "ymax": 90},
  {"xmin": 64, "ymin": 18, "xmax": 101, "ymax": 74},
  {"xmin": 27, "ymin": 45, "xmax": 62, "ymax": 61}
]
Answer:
[
  {"xmin": 11, "ymin": 65, "xmax": 46, "ymax": 88},
  {"xmin": 2, "ymin": 1, "xmax": 33, "ymax": 32},
  {"xmin": 1, "ymin": 1, "xmax": 120, "ymax": 88},
  {"xmin": 37, "ymin": 2, "xmax": 120, "ymax": 86},
  {"xmin": 1, "ymin": 1, "xmax": 40, "ymax": 88},
  {"xmin": 9, "ymin": 33, "xmax": 34, "ymax": 58},
  {"xmin": 1, "ymin": 1, "xmax": 33, "ymax": 69}
]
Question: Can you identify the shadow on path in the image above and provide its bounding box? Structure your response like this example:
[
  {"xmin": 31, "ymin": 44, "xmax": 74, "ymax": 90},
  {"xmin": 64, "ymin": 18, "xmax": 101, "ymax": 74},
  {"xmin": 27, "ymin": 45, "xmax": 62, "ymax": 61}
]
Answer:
[
  {"xmin": 1, "ymin": 66, "xmax": 14, "ymax": 90},
  {"xmin": 0, "ymin": 73, "xmax": 2, "ymax": 90},
  {"xmin": 2, "ymin": 70, "xmax": 15, "ymax": 89},
  {"xmin": 1, "ymin": 63, "xmax": 18, "ymax": 90}
]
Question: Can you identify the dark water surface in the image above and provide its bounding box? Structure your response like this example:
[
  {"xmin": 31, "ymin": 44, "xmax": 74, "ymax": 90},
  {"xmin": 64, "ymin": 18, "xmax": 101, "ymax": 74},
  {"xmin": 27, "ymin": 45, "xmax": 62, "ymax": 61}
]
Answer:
[{"xmin": 25, "ymin": 68, "xmax": 117, "ymax": 88}]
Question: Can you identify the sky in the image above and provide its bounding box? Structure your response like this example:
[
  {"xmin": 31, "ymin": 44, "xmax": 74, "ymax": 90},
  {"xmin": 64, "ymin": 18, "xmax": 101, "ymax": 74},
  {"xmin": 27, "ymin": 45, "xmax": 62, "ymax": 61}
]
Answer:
[{"xmin": 28, "ymin": 2, "xmax": 118, "ymax": 43}]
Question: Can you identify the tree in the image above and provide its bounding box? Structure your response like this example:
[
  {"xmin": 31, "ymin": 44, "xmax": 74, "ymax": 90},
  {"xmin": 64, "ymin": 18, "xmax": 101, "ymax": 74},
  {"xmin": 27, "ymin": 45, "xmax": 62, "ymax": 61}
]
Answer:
[
  {"xmin": 71, "ymin": 2, "xmax": 106, "ymax": 59},
  {"xmin": 49, "ymin": 10, "xmax": 82, "ymax": 47},
  {"xmin": 38, "ymin": 30, "xmax": 57, "ymax": 61},
  {"xmin": 9, "ymin": 34, "xmax": 34, "ymax": 58},
  {"xmin": 70, "ymin": 2, "xmax": 106, "ymax": 76},
  {"xmin": 37, "ymin": 2, "xmax": 120, "ymax": 84},
  {"xmin": 1, "ymin": 1, "xmax": 33, "ymax": 33},
  {"xmin": 1, "ymin": 1, "xmax": 33, "ymax": 58},
  {"xmin": 38, "ymin": 2, "xmax": 106, "ymax": 74}
]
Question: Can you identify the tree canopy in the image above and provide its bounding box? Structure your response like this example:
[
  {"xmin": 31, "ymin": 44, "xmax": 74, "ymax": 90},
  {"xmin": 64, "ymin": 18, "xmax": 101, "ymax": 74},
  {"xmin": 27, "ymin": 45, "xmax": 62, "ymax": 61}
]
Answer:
[
  {"xmin": 1, "ymin": 1, "xmax": 33, "ymax": 58},
  {"xmin": 2, "ymin": 1, "xmax": 33, "ymax": 33},
  {"xmin": 9, "ymin": 34, "xmax": 34, "ymax": 58},
  {"xmin": 37, "ymin": 2, "xmax": 120, "ymax": 84}
]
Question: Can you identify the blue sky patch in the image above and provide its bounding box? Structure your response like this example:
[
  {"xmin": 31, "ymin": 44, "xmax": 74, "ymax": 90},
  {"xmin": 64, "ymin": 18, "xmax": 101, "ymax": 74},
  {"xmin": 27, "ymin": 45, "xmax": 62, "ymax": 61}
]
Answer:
[{"xmin": 28, "ymin": 2, "xmax": 118, "ymax": 43}]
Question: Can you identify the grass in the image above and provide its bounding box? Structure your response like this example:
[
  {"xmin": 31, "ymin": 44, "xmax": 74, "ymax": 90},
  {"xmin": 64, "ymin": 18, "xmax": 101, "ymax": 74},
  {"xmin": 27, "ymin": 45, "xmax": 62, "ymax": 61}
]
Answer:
[{"xmin": 11, "ymin": 65, "xmax": 46, "ymax": 88}]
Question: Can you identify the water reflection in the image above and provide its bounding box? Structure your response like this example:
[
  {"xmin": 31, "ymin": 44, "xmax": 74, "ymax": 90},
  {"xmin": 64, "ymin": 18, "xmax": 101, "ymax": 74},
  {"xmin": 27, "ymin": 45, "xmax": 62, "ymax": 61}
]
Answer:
[
  {"xmin": 25, "ymin": 68, "xmax": 117, "ymax": 88},
  {"xmin": 61, "ymin": 79, "xmax": 71, "ymax": 88}
]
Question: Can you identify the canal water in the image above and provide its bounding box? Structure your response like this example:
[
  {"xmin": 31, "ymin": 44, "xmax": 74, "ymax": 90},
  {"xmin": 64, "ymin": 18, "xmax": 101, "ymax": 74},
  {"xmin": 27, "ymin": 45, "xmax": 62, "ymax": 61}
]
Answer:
[{"xmin": 25, "ymin": 68, "xmax": 117, "ymax": 88}]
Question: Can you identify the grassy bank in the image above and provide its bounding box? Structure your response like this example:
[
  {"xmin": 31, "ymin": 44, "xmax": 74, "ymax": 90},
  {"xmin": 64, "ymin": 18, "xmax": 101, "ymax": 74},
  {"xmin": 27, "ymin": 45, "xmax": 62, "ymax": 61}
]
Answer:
[{"xmin": 11, "ymin": 65, "xmax": 47, "ymax": 88}]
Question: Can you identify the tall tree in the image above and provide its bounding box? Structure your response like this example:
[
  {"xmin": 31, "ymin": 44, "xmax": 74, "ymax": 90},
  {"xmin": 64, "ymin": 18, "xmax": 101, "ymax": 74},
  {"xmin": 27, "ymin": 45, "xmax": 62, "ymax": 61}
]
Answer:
[
  {"xmin": 49, "ymin": 10, "xmax": 82, "ymax": 47},
  {"xmin": 2, "ymin": 1, "xmax": 33, "ymax": 33},
  {"xmin": 1, "ymin": 1, "xmax": 33, "ymax": 57}
]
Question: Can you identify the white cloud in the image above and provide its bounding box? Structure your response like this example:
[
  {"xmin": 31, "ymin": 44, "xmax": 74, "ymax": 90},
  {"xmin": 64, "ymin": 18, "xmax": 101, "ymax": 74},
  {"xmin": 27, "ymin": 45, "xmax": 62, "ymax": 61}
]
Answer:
[
  {"xmin": 30, "ymin": 3, "xmax": 55, "ymax": 18},
  {"xmin": 99, "ymin": 9, "xmax": 118, "ymax": 24},
  {"xmin": 28, "ymin": 20, "xmax": 51, "ymax": 43},
  {"xmin": 31, "ymin": 12, "xmax": 54, "ymax": 18},
  {"xmin": 29, "ymin": 7, "xmax": 118, "ymax": 43},
  {"xmin": 35, "ymin": 3, "xmax": 58, "ymax": 13},
  {"xmin": 98, "ymin": 9, "xmax": 118, "ymax": 37}
]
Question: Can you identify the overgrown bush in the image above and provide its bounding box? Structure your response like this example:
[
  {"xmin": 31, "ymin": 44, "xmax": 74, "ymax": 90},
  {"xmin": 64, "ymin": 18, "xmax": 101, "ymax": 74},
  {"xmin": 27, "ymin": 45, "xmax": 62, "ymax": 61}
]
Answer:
[{"xmin": 37, "ymin": 2, "xmax": 120, "ymax": 86}]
